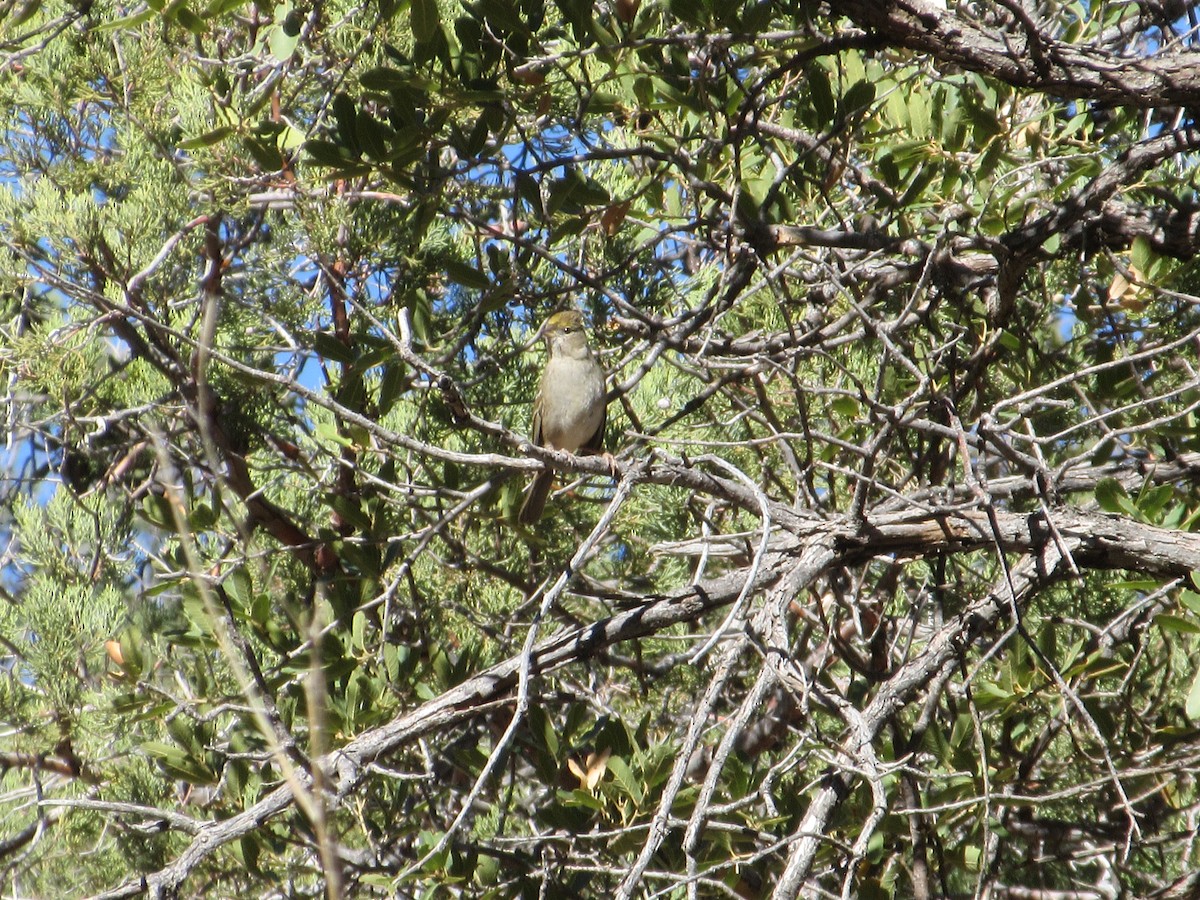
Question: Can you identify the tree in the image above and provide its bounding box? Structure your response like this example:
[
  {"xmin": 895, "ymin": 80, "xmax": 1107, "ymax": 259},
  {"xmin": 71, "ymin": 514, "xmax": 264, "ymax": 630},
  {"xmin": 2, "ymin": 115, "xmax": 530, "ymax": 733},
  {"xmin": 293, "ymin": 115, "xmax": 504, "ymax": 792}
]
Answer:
[{"xmin": 2, "ymin": 0, "xmax": 1200, "ymax": 896}]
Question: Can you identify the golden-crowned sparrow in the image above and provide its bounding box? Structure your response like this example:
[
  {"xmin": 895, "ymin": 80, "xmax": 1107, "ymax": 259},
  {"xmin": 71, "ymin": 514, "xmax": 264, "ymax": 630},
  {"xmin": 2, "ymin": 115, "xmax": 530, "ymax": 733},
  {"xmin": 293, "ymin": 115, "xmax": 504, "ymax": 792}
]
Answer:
[{"xmin": 518, "ymin": 310, "xmax": 607, "ymax": 524}]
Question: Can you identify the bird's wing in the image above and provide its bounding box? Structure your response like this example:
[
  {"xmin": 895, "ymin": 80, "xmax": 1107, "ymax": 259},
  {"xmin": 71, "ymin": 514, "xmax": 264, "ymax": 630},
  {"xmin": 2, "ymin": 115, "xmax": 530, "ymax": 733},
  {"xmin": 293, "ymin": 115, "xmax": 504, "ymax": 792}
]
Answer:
[
  {"xmin": 530, "ymin": 397, "xmax": 544, "ymax": 446},
  {"xmin": 584, "ymin": 398, "xmax": 607, "ymax": 453}
]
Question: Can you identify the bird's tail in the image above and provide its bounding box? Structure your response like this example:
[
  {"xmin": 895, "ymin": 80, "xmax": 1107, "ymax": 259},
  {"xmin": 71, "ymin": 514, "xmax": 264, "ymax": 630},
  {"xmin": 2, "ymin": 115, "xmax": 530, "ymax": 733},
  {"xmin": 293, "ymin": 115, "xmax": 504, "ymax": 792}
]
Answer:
[{"xmin": 518, "ymin": 470, "xmax": 555, "ymax": 524}]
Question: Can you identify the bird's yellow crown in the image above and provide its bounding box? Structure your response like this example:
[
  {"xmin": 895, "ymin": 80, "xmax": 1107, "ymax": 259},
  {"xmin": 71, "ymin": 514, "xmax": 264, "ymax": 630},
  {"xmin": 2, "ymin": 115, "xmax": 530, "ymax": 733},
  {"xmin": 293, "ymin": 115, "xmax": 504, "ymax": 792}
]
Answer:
[{"xmin": 543, "ymin": 309, "xmax": 585, "ymax": 333}]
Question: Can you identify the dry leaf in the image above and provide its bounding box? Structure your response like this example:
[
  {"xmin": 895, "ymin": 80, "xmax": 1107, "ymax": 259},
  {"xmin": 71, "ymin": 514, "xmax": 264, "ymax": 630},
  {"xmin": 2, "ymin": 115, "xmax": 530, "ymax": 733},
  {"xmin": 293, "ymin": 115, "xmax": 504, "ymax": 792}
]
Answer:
[
  {"xmin": 601, "ymin": 201, "xmax": 630, "ymax": 236},
  {"xmin": 104, "ymin": 639, "xmax": 124, "ymax": 666},
  {"xmin": 568, "ymin": 747, "xmax": 612, "ymax": 791}
]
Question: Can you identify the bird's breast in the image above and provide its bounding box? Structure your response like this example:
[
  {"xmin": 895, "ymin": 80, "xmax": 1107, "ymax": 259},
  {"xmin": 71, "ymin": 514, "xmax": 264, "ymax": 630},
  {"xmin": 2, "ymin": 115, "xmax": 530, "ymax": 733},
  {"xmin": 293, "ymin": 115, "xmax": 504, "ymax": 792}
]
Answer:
[{"xmin": 539, "ymin": 356, "xmax": 605, "ymax": 452}]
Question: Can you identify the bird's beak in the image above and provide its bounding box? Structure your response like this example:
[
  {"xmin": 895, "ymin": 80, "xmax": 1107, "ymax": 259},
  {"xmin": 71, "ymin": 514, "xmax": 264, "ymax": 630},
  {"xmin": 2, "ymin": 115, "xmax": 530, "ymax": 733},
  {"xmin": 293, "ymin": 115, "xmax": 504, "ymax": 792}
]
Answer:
[{"xmin": 524, "ymin": 316, "xmax": 549, "ymax": 352}]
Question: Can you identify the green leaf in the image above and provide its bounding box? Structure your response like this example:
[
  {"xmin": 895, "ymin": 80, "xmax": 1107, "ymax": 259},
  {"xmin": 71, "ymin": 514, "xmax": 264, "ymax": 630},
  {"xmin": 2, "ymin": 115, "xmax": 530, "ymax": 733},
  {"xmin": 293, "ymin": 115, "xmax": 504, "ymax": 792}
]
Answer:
[
  {"xmin": 1137, "ymin": 483, "xmax": 1174, "ymax": 521},
  {"xmin": 205, "ymin": 0, "xmax": 250, "ymax": 15},
  {"xmin": 225, "ymin": 567, "xmax": 253, "ymax": 607},
  {"xmin": 1131, "ymin": 234, "xmax": 1153, "ymax": 273},
  {"xmin": 142, "ymin": 741, "xmax": 218, "ymax": 783},
  {"xmin": 537, "ymin": 708, "xmax": 559, "ymax": 760},
  {"xmin": 378, "ymin": 362, "xmax": 408, "ymax": 416},
  {"xmin": 187, "ymin": 503, "xmax": 217, "ymax": 530},
  {"xmin": 963, "ymin": 844, "xmax": 982, "ymax": 872},
  {"xmin": 332, "ymin": 93, "xmax": 359, "ymax": 150},
  {"xmin": 243, "ymin": 135, "xmax": 285, "ymax": 171},
  {"xmin": 234, "ymin": 836, "xmax": 262, "ymax": 876},
  {"xmin": 443, "ymin": 259, "xmax": 491, "ymax": 290},
  {"xmin": 303, "ymin": 139, "xmax": 355, "ymax": 167},
  {"xmin": 830, "ymin": 396, "xmax": 859, "ymax": 419},
  {"xmin": 174, "ymin": 6, "xmax": 208, "ymax": 33},
  {"xmin": 606, "ymin": 756, "xmax": 643, "ymax": 805},
  {"xmin": 972, "ymin": 680, "xmax": 1012, "ymax": 708},
  {"xmin": 1095, "ymin": 477, "xmax": 1138, "ymax": 517},
  {"xmin": 465, "ymin": 112, "xmax": 492, "ymax": 156},
  {"xmin": 250, "ymin": 591, "xmax": 271, "ymax": 630},
  {"xmin": 313, "ymin": 331, "xmax": 356, "ymax": 364},
  {"xmin": 96, "ymin": 7, "xmax": 157, "ymax": 29},
  {"xmin": 141, "ymin": 494, "xmax": 177, "ymax": 530},
  {"xmin": 268, "ymin": 22, "xmax": 301, "ymax": 60},
  {"xmin": 114, "ymin": 628, "xmax": 146, "ymax": 678},
  {"xmin": 557, "ymin": 788, "xmax": 606, "ymax": 811},
  {"xmin": 997, "ymin": 330, "xmax": 1021, "ymax": 351},
  {"xmin": 807, "ymin": 63, "xmax": 835, "ymax": 127},
  {"xmin": 907, "ymin": 90, "xmax": 931, "ymax": 137},
  {"xmin": 177, "ymin": 126, "xmax": 236, "ymax": 149},
  {"xmin": 1187, "ymin": 667, "xmax": 1200, "ymax": 720},
  {"xmin": 314, "ymin": 420, "xmax": 353, "ymax": 448},
  {"xmin": 330, "ymin": 494, "xmax": 373, "ymax": 532},
  {"xmin": 1089, "ymin": 439, "xmax": 1115, "ymax": 466},
  {"xmin": 351, "ymin": 610, "xmax": 368, "ymax": 652},
  {"xmin": 667, "ymin": 0, "xmax": 705, "ymax": 25},
  {"xmin": 1154, "ymin": 614, "xmax": 1200, "ymax": 635},
  {"xmin": 411, "ymin": 0, "xmax": 440, "ymax": 44},
  {"xmin": 1064, "ymin": 649, "xmax": 1123, "ymax": 680},
  {"xmin": 1180, "ymin": 589, "xmax": 1200, "ymax": 615},
  {"xmin": 361, "ymin": 66, "xmax": 417, "ymax": 91},
  {"xmin": 10, "ymin": 0, "xmax": 43, "ymax": 26},
  {"xmin": 841, "ymin": 79, "xmax": 876, "ymax": 117},
  {"xmin": 354, "ymin": 112, "xmax": 392, "ymax": 161}
]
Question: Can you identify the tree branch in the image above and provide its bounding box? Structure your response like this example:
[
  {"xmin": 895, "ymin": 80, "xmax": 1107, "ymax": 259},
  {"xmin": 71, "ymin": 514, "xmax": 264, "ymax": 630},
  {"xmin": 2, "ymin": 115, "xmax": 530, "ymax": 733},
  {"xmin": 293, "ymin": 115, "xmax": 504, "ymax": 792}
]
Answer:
[
  {"xmin": 89, "ymin": 501, "xmax": 1200, "ymax": 898},
  {"xmin": 833, "ymin": 1, "xmax": 1200, "ymax": 108}
]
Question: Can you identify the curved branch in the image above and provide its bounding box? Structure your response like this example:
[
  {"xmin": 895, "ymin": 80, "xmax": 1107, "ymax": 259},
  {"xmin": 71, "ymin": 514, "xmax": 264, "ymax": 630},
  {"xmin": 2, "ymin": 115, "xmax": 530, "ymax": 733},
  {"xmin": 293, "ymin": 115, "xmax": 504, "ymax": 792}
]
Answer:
[
  {"xmin": 833, "ymin": 1, "xmax": 1200, "ymax": 108},
  {"xmin": 90, "ymin": 502, "xmax": 1200, "ymax": 898},
  {"xmin": 772, "ymin": 553, "xmax": 1053, "ymax": 896}
]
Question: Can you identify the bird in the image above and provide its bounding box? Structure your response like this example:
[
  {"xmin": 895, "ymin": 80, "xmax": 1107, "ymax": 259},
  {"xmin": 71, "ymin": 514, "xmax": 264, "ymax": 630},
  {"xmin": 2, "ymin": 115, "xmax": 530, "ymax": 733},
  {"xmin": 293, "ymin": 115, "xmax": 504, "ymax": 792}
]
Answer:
[{"xmin": 518, "ymin": 309, "xmax": 608, "ymax": 524}]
